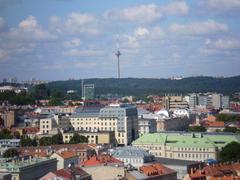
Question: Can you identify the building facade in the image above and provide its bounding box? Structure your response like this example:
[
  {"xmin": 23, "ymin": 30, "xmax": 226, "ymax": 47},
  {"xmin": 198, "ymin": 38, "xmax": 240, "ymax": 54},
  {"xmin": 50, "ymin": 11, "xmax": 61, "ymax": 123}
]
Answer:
[
  {"xmin": 138, "ymin": 118, "xmax": 157, "ymax": 136},
  {"xmin": 70, "ymin": 104, "xmax": 139, "ymax": 145},
  {"xmin": 83, "ymin": 84, "xmax": 94, "ymax": 100},
  {"xmin": 62, "ymin": 131, "xmax": 116, "ymax": 145},
  {"xmin": 51, "ymin": 151, "xmax": 79, "ymax": 170},
  {"xmin": 132, "ymin": 132, "xmax": 240, "ymax": 161},
  {"xmin": 0, "ymin": 157, "xmax": 57, "ymax": 180}
]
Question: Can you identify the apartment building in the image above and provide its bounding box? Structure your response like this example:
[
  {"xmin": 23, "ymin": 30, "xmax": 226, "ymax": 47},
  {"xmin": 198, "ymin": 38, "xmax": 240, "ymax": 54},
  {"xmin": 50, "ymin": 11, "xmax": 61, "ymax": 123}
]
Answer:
[
  {"xmin": 39, "ymin": 117, "xmax": 58, "ymax": 135},
  {"xmin": 70, "ymin": 104, "xmax": 138, "ymax": 145}
]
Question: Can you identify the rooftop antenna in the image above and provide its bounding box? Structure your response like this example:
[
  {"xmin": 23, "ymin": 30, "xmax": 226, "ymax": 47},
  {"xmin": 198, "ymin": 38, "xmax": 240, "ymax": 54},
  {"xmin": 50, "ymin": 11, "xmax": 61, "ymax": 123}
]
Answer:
[
  {"xmin": 115, "ymin": 34, "xmax": 121, "ymax": 79},
  {"xmin": 81, "ymin": 79, "xmax": 84, "ymax": 98}
]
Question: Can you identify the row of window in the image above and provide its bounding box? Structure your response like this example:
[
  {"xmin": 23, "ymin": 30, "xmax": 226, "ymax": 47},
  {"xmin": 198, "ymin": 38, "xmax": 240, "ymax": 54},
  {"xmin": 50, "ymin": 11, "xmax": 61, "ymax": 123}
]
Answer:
[
  {"xmin": 177, "ymin": 147, "xmax": 210, "ymax": 152},
  {"xmin": 177, "ymin": 153, "xmax": 210, "ymax": 159},
  {"xmin": 73, "ymin": 126, "xmax": 116, "ymax": 131},
  {"xmin": 71, "ymin": 122, "xmax": 116, "ymax": 126}
]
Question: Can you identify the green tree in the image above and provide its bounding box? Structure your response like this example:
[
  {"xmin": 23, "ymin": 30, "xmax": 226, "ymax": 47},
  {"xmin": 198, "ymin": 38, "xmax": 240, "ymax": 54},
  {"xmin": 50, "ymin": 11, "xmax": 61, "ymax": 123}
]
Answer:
[
  {"xmin": 52, "ymin": 132, "xmax": 63, "ymax": 144},
  {"xmin": 13, "ymin": 131, "xmax": 21, "ymax": 139},
  {"xmin": 39, "ymin": 137, "xmax": 52, "ymax": 146},
  {"xmin": 69, "ymin": 133, "xmax": 88, "ymax": 144},
  {"xmin": 20, "ymin": 136, "xmax": 37, "ymax": 147},
  {"xmin": 220, "ymin": 142, "xmax": 240, "ymax": 162},
  {"xmin": 188, "ymin": 126, "xmax": 206, "ymax": 132},
  {"xmin": 223, "ymin": 127, "xmax": 238, "ymax": 133},
  {"xmin": 32, "ymin": 84, "xmax": 50, "ymax": 100},
  {"xmin": 0, "ymin": 129, "xmax": 13, "ymax": 139},
  {"xmin": 3, "ymin": 148, "xmax": 19, "ymax": 158},
  {"xmin": 51, "ymin": 89, "xmax": 62, "ymax": 98},
  {"xmin": 217, "ymin": 114, "xmax": 240, "ymax": 122},
  {"xmin": 48, "ymin": 98, "xmax": 63, "ymax": 106}
]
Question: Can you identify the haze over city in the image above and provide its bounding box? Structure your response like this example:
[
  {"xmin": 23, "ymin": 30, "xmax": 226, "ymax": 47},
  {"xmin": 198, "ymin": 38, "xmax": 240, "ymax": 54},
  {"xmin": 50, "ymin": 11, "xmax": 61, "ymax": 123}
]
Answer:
[{"xmin": 0, "ymin": 0, "xmax": 240, "ymax": 81}]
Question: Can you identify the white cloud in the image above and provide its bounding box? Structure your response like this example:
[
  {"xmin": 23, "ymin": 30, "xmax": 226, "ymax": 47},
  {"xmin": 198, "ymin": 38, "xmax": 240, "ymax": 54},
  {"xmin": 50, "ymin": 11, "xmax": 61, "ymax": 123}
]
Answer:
[
  {"xmin": 64, "ymin": 38, "xmax": 81, "ymax": 48},
  {"xmin": 49, "ymin": 13, "xmax": 99, "ymax": 35},
  {"xmin": 134, "ymin": 27, "xmax": 149, "ymax": 38},
  {"xmin": 15, "ymin": 43, "xmax": 36, "ymax": 54},
  {"xmin": 0, "ymin": 17, "xmax": 6, "ymax": 31},
  {"xmin": 63, "ymin": 12, "xmax": 99, "ymax": 35},
  {"xmin": 9, "ymin": 16, "xmax": 57, "ymax": 41},
  {"xmin": 206, "ymin": 38, "xmax": 240, "ymax": 50},
  {"xmin": 213, "ymin": 39, "xmax": 240, "ymax": 50},
  {"xmin": 200, "ymin": 38, "xmax": 240, "ymax": 55},
  {"xmin": 160, "ymin": 1, "xmax": 189, "ymax": 15},
  {"xmin": 64, "ymin": 49, "xmax": 105, "ymax": 57},
  {"xmin": 169, "ymin": 20, "xmax": 228, "ymax": 35},
  {"xmin": 0, "ymin": 49, "xmax": 8, "ymax": 60},
  {"xmin": 44, "ymin": 61, "xmax": 97, "ymax": 70},
  {"xmin": 201, "ymin": 0, "xmax": 240, "ymax": 11},
  {"xmin": 124, "ymin": 26, "xmax": 165, "ymax": 49},
  {"xmin": 104, "ymin": 2, "xmax": 189, "ymax": 23}
]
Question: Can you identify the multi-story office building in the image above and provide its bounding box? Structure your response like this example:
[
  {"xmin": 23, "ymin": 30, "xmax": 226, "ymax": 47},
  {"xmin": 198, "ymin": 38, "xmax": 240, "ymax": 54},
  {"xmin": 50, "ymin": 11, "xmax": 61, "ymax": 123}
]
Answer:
[
  {"xmin": 82, "ymin": 84, "xmax": 94, "ymax": 100},
  {"xmin": 221, "ymin": 96, "xmax": 229, "ymax": 109},
  {"xmin": 197, "ymin": 93, "xmax": 230, "ymax": 109},
  {"xmin": 165, "ymin": 96, "xmax": 189, "ymax": 110},
  {"xmin": 188, "ymin": 93, "xmax": 198, "ymax": 109},
  {"xmin": 198, "ymin": 94, "xmax": 212, "ymax": 108},
  {"xmin": 132, "ymin": 132, "xmax": 240, "ymax": 161},
  {"xmin": 99, "ymin": 104, "xmax": 139, "ymax": 145},
  {"xmin": 70, "ymin": 104, "xmax": 139, "ymax": 145},
  {"xmin": 212, "ymin": 93, "xmax": 221, "ymax": 109}
]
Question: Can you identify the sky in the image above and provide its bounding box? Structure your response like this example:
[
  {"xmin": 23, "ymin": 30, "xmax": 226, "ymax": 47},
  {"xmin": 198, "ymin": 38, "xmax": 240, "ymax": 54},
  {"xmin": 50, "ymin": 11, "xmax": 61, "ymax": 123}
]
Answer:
[{"xmin": 0, "ymin": 0, "xmax": 240, "ymax": 81}]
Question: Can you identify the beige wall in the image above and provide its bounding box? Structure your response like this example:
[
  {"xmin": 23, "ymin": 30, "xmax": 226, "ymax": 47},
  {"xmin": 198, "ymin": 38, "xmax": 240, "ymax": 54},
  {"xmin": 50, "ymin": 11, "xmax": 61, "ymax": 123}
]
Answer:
[
  {"xmin": 39, "ymin": 118, "xmax": 52, "ymax": 134},
  {"xmin": 82, "ymin": 166, "xmax": 125, "ymax": 180},
  {"xmin": 69, "ymin": 116, "xmax": 135, "ymax": 145},
  {"xmin": 133, "ymin": 144, "xmax": 217, "ymax": 161},
  {"xmin": 63, "ymin": 131, "xmax": 115, "ymax": 145}
]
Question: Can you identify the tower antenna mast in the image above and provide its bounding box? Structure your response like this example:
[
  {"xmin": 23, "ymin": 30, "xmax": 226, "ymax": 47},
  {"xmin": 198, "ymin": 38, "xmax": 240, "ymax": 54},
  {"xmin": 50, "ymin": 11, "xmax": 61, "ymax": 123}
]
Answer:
[{"xmin": 115, "ymin": 35, "xmax": 121, "ymax": 79}]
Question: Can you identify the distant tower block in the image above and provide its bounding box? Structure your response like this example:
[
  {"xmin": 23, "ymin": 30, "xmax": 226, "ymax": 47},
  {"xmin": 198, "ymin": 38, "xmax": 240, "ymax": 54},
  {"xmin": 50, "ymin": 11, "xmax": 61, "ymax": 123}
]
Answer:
[{"xmin": 115, "ymin": 35, "xmax": 121, "ymax": 79}]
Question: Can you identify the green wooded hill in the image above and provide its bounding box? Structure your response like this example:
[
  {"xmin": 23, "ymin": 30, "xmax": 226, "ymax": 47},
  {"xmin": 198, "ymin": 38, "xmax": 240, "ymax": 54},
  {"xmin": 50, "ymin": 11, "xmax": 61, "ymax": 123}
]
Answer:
[{"xmin": 47, "ymin": 76, "xmax": 240, "ymax": 97}]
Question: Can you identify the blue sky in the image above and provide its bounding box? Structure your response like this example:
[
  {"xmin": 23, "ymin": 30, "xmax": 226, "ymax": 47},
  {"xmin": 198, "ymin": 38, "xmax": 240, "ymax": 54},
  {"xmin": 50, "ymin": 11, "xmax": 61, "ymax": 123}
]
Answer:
[{"xmin": 0, "ymin": 0, "xmax": 240, "ymax": 81}]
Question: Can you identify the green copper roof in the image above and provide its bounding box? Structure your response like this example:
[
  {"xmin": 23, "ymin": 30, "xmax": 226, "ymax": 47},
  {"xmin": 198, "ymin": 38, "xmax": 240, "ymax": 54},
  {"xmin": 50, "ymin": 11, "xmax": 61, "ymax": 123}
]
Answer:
[
  {"xmin": 0, "ymin": 157, "xmax": 54, "ymax": 172},
  {"xmin": 132, "ymin": 132, "xmax": 240, "ymax": 149}
]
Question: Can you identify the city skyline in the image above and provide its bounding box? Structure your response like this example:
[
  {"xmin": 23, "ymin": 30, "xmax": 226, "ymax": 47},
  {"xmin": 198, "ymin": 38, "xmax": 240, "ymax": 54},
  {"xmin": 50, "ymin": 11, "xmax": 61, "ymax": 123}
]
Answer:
[{"xmin": 0, "ymin": 0, "xmax": 240, "ymax": 80}]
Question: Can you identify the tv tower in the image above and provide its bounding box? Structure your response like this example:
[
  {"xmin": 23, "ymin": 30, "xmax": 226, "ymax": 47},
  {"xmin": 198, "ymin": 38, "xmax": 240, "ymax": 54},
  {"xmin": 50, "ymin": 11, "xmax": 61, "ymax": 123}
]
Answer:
[{"xmin": 115, "ymin": 35, "xmax": 121, "ymax": 79}]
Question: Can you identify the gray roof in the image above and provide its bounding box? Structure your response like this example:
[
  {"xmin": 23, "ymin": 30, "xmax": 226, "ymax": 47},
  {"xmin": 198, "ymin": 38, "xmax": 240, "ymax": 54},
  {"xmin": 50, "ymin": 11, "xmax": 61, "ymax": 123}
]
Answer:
[
  {"xmin": 153, "ymin": 157, "xmax": 202, "ymax": 166},
  {"xmin": 71, "ymin": 106, "xmax": 102, "ymax": 118},
  {"xmin": 111, "ymin": 146, "xmax": 153, "ymax": 159}
]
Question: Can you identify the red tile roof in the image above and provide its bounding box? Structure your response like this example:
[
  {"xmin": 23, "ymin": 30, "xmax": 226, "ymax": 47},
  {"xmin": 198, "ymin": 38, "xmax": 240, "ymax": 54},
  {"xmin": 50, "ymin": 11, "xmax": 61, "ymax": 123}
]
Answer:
[
  {"xmin": 140, "ymin": 163, "xmax": 176, "ymax": 177},
  {"xmin": 207, "ymin": 121, "xmax": 225, "ymax": 127},
  {"xmin": 189, "ymin": 162, "xmax": 240, "ymax": 179},
  {"xmin": 57, "ymin": 151, "xmax": 77, "ymax": 159},
  {"xmin": 54, "ymin": 166, "xmax": 90, "ymax": 180},
  {"xmin": 23, "ymin": 127, "xmax": 39, "ymax": 134},
  {"xmin": 81, "ymin": 154, "xmax": 123, "ymax": 166}
]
